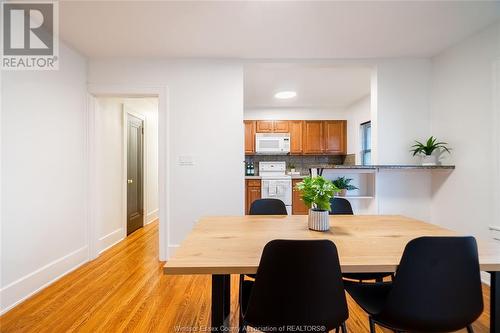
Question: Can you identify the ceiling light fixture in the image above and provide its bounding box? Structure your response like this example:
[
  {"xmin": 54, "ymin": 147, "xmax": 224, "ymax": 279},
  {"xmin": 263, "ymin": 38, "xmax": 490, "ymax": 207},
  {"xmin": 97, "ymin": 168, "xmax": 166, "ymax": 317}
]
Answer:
[{"xmin": 274, "ymin": 91, "xmax": 297, "ymax": 99}]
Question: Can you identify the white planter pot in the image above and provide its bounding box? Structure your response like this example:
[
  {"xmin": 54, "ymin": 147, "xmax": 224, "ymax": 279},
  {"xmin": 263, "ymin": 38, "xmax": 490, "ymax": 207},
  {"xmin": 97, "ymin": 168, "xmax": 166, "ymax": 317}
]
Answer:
[
  {"xmin": 421, "ymin": 155, "xmax": 438, "ymax": 166},
  {"xmin": 308, "ymin": 209, "xmax": 330, "ymax": 232},
  {"xmin": 337, "ymin": 189, "xmax": 347, "ymax": 197}
]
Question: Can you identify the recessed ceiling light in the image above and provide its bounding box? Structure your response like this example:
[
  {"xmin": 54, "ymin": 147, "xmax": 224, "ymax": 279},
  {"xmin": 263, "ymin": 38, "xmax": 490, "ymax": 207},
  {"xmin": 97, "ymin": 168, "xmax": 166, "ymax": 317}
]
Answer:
[{"xmin": 274, "ymin": 91, "xmax": 297, "ymax": 99}]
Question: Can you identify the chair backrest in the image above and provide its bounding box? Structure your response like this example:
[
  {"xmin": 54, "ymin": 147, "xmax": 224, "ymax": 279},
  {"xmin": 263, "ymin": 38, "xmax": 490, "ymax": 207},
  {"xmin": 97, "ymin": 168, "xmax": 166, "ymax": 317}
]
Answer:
[
  {"xmin": 329, "ymin": 197, "xmax": 353, "ymax": 215},
  {"xmin": 244, "ymin": 240, "xmax": 349, "ymax": 332},
  {"xmin": 249, "ymin": 198, "xmax": 288, "ymax": 215},
  {"xmin": 378, "ymin": 236, "xmax": 483, "ymax": 332}
]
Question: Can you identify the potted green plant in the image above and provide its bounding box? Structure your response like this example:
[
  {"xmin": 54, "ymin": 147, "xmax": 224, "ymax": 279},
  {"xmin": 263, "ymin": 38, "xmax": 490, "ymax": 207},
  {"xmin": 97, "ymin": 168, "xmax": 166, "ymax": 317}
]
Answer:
[
  {"xmin": 332, "ymin": 177, "xmax": 358, "ymax": 197},
  {"xmin": 295, "ymin": 176, "xmax": 340, "ymax": 231},
  {"xmin": 410, "ymin": 136, "xmax": 451, "ymax": 166}
]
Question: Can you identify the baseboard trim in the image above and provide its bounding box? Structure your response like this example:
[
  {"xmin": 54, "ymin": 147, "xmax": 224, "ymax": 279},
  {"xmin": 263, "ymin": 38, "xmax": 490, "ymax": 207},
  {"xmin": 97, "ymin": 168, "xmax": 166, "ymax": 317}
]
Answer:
[
  {"xmin": 0, "ymin": 246, "xmax": 88, "ymax": 315},
  {"xmin": 98, "ymin": 228, "xmax": 124, "ymax": 254},
  {"xmin": 146, "ymin": 209, "xmax": 159, "ymax": 225},
  {"xmin": 167, "ymin": 244, "xmax": 180, "ymax": 259}
]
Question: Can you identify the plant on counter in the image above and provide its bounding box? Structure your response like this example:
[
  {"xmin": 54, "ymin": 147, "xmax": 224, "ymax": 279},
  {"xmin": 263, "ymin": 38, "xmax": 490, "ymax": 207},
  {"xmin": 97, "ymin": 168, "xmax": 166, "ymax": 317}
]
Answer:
[
  {"xmin": 295, "ymin": 176, "xmax": 339, "ymax": 231},
  {"xmin": 332, "ymin": 177, "xmax": 358, "ymax": 197},
  {"xmin": 410, "ymin": 136, "xmax": 451, "ymax": 166}
]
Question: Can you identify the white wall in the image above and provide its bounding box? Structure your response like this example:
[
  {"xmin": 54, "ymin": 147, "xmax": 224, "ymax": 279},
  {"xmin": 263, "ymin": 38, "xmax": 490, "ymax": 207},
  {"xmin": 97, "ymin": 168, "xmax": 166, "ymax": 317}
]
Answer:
[
  {"xmin": 244, "ymin": 108, "xmax": 347, "ymax": 120},
  {"xmin": 1, "ymin": 44, "xmax": 88, "ymax": 313},
  {"xmin": 430, "ymin": 23, "xmax": 500, "ymax": 242},
  {"xmin": 88, "ymin": 60, "xmax": 244, "ymax": 257},
  {"xmin": 373, "ymin": 59, "xmax": 433, "ymax": 222},
  {"xmin": 94, "ymin": 97, "xmax": 159, "ymax": 253},
  {"xmin": 345, "ymin": 95, "xmax": 371, "ymax": 163},
  {"xmin": 95, "ymin": 98, "xmax": 124, "ymax": 252}
]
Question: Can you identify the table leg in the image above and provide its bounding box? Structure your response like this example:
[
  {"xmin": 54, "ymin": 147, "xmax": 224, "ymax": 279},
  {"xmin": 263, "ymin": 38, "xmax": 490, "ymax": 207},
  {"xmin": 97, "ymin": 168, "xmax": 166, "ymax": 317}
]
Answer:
[
  {"xmin": 491, "ymin": 271, "xmax": 499, "ymax": 333},
  {"xmin": 212, "ymin": 274, "xmax": 231, "ymax": 332}
]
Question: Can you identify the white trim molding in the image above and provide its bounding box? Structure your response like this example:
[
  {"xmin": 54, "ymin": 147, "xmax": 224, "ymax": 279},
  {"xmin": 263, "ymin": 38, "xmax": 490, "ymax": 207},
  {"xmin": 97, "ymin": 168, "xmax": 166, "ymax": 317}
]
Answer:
[
  {"xmin": 146, "ymin": 209, "xmax": 159, "ymax": 225},
  {"xmin": 0, "ymin": 246, "xmax": 88, "ymax": 315},
  {"xmin": 87, "ymin": 84, "xmax": 170, "ymax": 261},
  {"xmin": 98, "ymin": 228, "xmax": 124, "ymax": 254}
]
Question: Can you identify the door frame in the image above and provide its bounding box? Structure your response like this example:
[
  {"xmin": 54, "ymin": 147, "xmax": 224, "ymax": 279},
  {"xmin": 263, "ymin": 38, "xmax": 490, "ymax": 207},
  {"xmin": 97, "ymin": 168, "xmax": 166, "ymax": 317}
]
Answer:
[
  {"xmin": 493, "ymin": 59, "xmax": 500, "ymax": 232},
  {"xmin": 123, "ymin": 107, "xmax": 146, "ymax": 237},
  {"xmin": 86, "ymin": 84, "xmax": 170, "ymax": 261}
]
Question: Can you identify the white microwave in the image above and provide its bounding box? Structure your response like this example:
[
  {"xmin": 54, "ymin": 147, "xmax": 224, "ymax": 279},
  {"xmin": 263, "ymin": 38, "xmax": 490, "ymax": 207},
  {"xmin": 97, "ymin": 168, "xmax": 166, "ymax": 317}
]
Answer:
[{"xmin": 255, "ymin": 133, "xmax": 290, "ymax": 154}]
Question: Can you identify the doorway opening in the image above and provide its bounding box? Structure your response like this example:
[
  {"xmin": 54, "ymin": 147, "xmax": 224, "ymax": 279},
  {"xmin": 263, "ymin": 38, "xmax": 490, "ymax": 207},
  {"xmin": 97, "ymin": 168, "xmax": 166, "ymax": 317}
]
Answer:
[{"xmin": 94, "ymin": 97, "xmax": 159, "ymax": 253}]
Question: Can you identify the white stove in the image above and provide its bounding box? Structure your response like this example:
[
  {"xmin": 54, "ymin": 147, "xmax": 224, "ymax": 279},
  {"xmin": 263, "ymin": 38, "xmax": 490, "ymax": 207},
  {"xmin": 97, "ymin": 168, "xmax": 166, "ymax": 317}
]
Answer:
[{"xmin": 259, "ymin": 161, "xmax": 292, "ymax": 215}]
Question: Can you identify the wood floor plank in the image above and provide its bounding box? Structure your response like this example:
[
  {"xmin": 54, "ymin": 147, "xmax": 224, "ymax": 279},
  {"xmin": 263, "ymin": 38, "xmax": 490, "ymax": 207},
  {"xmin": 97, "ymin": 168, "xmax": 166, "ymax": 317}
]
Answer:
[{"xmin": 0, "ymin": 221, "xmax": 491, "ymax": 333}]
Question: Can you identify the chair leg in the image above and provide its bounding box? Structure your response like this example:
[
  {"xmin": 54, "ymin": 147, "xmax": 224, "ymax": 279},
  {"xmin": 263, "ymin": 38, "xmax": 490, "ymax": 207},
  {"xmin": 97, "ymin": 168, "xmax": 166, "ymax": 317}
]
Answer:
[
  {"xmin": 466, "ymin": 324, "xmax": 474, "ymax": 333},
  {"xmin": 340, "ymin": 322, "xmax": 347, "ymax": 333},
  {"xmin": 369, "ymin": 317, "xmax": 376, "ymax": 333},
  {"xmin": 238, "ymin": 275, "xmax": 245, "ymax": 333}
]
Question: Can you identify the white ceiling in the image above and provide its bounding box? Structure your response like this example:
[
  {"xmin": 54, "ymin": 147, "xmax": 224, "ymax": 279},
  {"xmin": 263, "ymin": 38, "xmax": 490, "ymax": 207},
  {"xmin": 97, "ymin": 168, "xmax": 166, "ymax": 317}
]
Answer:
[
  {"xmin": 244, "ymin": 64, "xmax": 371, "ymax": 109},
  {"xmin": 59, "ymin": 1, "xmax": 500, "ymax": 59}
]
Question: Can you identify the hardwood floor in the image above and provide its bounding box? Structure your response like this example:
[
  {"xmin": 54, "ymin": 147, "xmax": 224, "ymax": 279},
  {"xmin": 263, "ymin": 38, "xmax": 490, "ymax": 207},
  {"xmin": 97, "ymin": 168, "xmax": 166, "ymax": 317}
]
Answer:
[{"xmin": 0, "ymin": 221, "xmax": 491, "ymax": 332}]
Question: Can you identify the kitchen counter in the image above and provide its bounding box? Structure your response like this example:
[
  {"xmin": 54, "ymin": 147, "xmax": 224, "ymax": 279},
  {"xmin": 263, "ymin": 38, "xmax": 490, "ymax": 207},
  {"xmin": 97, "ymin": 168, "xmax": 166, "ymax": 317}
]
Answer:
[
  {"xmin": 245, "ymin": 174, "xmax": 309, "ymax": 179},
  {"xmin": 309, "ymin": 164, "xmax": 455, "ymax": 170}
]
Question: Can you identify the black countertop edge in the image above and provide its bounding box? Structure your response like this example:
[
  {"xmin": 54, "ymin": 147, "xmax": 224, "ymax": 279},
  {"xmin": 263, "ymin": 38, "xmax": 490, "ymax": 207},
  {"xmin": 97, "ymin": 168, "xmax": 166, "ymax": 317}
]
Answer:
[{"xmin": 309, "ymin": 165, "xmax": 456, "ymax": 170}]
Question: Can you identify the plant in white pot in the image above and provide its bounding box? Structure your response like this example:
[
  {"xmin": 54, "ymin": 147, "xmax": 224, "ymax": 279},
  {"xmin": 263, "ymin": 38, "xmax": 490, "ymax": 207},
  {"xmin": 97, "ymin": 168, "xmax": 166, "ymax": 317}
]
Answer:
[
  {"xmin": 410, "ymin": 136, "xmax": 451, "ymax": 166},
  {"xmin": 332, "ymin": 177, "xmax": 358, "ymax": 197},
  {"xmin": 295, "ymin": 176, "xmax": 339, "ymax": 231}
]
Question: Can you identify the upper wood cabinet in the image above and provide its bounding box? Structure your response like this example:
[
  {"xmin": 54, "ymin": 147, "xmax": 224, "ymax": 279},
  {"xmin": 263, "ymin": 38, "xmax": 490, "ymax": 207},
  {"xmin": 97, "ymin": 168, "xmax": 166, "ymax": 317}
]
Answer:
[
  {"xmin": 244, "ymin": 121, "xmax": 256, "ymax": 154},
  {"xmin": 303, "ymin": 121, "xmax": 324, "ymax": 154},
  {"xmin": 256, "ymin": 120, "xmax": 274, "ymax": 132},
  {"xmin": 324, "ymin": 120, "xmax": 347, "ymax": 155},
  {"xmin": 289, "ymin": 121, "xmax": 303, "ymax": 155},
  {"xmin": 273, "ymin": 121, "xmax": 289, "ymax": 133},
  {"xmin": 256, "ymin": 120, "xmax": 289, "ymax": 133},
  {"xmin": 244, "ymin": 119, "xmax": 347, "ymax": 156}
]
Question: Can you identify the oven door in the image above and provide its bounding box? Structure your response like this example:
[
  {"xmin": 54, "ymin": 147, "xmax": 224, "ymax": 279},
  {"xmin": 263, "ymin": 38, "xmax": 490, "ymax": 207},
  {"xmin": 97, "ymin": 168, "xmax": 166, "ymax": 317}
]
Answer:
[{"xmin": 261, "ymin": 179, "xmax": 292, "ymax": 206}]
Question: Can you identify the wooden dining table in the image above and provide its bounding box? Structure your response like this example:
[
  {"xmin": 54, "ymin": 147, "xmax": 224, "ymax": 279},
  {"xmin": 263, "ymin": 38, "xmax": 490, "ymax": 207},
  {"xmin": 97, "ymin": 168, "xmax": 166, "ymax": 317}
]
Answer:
[{"xmin": 164, "ymin": 215, "xmax": 500, "ymax": 333}]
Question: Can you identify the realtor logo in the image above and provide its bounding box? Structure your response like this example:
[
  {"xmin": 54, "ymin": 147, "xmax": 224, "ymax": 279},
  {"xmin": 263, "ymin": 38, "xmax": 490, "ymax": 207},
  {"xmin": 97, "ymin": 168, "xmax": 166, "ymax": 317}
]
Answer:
[{"xmin": 1, "ymin": 1, "xmax": 59, "ymax": 70}]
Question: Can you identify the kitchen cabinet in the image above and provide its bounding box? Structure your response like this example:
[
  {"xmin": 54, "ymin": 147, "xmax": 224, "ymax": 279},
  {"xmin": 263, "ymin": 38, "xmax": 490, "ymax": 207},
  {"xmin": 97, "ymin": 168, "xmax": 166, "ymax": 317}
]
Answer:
[
  {"xmin": 273, "ymin": 120, "xmax": 289, "ymax": 133},
  {"xmin": 256, "ymin": 120, "xmax": 274, "ymax": 132},
  {"xmin": 289, "ymin": 120, "xmax": 303, "ymax": 154},
  {"xmin": 303, "ymin": 121, "xmax": 324, "ymax": 154},
  {"xmin": 292, "ymin": 179, "xmax": 309, "ymax": 215},
  {"xmin": 245, "ymin": 179, "xmax": 261, "ymax": 214},
  {"xmin": 324, "ymin": 120, "xmax": 347, "ymax": 155},
  {"xmin": 256, "ymin": 120, "xmax": 289, "ymax": 133},
  {"xmin": 244, "ymin": 120, "xmax": 256, "ymax": 154},
  {"xmin": 244, "ymin": 119, "xmax": 347, "ymax": 156}
]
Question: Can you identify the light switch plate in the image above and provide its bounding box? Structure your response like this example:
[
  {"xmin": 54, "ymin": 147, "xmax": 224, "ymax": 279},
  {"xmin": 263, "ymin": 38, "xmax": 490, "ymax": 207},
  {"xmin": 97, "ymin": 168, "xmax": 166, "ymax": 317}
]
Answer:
[{"xmin": 178, "ymin": 155, "xmax": 194, "ymax": 166}]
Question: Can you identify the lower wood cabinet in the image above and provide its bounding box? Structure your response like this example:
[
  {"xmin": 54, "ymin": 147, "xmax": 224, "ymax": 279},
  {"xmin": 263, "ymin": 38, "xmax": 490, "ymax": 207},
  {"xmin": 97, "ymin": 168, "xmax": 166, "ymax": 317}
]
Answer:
[
  {"xmin": 245, "ymin": 179, "xmax": 261, "ymax": 214},
  {"xmin": 292, "ymin": 179, "xmax": 309, "ymax": 215}
]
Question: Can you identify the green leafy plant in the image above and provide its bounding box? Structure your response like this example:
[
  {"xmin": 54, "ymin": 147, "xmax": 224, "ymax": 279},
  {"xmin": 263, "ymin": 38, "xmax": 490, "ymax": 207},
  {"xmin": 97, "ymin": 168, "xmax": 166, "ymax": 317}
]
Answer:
[
  {"xmin": 332, "ymin": 177, "xmax": 358, "ymax": 191},
  {"xmin": 410, "ymin": 136, "xmax": 451, "ymax": 156},
  {"xmin": 295, "ymin": 176, "xmax": 339, "ymax": 211}
]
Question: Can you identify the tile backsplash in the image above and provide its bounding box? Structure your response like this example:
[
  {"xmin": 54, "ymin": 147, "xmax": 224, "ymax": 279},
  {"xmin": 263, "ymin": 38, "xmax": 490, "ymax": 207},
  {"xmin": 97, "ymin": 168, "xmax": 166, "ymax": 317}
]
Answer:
[{"xmin": 245, "ymin": 155, "xmax": 352, "ymax": 175}]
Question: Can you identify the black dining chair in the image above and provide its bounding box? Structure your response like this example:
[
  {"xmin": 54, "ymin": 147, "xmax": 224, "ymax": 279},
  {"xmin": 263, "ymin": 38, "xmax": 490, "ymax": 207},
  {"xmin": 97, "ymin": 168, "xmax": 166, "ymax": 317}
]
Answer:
[
  {"xmin": 329, "ymin": 197, "xmax": 354, "ymax": 215},
  {"xmin": 240, "ymin": 239, "xmax": 349, "ymax": 333},
  {"xmin": 344, "ymin": 236, "xmax": 483, "ymax": 333},
  {"xmin": 249, "ymin": 198, "xmax": 288, "ymax": 215},
  {"xmin": 330, "ymin": 197, "xmax": 393, "ymax": 283},
  {"xmin": 240, "ymin": 198, "xmax": 289, "ymax": 327}
]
